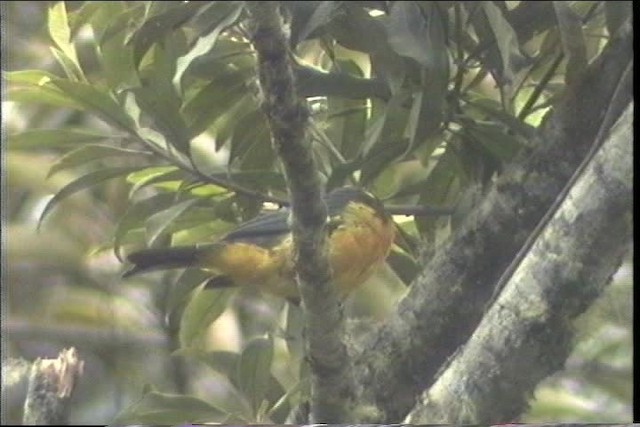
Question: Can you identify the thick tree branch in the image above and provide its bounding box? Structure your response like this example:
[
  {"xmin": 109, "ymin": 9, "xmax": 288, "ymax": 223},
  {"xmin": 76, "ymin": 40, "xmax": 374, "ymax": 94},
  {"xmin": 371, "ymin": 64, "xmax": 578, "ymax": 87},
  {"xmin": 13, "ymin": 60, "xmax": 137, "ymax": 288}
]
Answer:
[
  {"xmin": 245, "ymin": 2, "xmax": 356, "ymax": 422},
  {"xmin": 354, "ymin": 18, "xmax": 632, "ymax": 422},
  {"xmin": 406, "ymin": 101, "xmax": 633, "ymax": 423}
]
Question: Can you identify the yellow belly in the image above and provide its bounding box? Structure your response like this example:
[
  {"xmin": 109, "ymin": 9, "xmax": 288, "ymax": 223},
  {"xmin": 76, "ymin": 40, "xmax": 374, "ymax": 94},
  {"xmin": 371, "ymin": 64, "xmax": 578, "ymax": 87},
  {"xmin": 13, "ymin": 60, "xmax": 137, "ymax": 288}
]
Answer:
[{"xmin": 200, "ymin": 215, "xmax": 394, "ymax": 300}]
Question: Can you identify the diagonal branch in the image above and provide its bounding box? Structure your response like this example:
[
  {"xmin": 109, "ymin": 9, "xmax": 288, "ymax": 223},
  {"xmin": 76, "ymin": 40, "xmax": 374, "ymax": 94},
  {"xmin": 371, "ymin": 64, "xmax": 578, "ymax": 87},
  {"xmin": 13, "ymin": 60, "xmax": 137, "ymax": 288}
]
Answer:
[
  {"xmin": 244, "ymin": 2, "xmax": 356, "ymax": 422},
  {"xmin": 354, "ymin": 17, "xmax": 633, "ymax": 422},
  {"xmin": 406, "ymin": 101, "xmax": 633, "ymax": 423}
]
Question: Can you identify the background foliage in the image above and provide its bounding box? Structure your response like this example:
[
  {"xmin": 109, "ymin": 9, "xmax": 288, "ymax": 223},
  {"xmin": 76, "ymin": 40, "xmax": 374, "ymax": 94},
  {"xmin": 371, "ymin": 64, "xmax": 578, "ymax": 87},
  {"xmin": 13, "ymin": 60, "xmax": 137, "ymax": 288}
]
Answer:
[{"xmin": 2, "ymin": 1, "xmax": 631, "ymax": 424}]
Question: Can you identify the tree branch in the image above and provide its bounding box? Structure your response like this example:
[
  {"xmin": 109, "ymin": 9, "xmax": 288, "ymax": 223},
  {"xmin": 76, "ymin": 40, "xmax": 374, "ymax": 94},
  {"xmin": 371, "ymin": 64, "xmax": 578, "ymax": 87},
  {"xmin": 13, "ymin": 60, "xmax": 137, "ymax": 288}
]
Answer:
[
  {"xmin": 21, "ymin": 348, "xmax": 84, "ymax": 425},
  {"xmin": 353, "ymin": 17, "xmax": 633, "ymax": 422},
  {"xmin": 245, "ymin": 2, "xmax": 357, "ymax": 422},
  {"xmin": 406, "ymin": 101, "xmax": 633, "ymax": 424},
  {"xmin": 3, "ymin": 318, "xmax": 166, "ymax": 349}
]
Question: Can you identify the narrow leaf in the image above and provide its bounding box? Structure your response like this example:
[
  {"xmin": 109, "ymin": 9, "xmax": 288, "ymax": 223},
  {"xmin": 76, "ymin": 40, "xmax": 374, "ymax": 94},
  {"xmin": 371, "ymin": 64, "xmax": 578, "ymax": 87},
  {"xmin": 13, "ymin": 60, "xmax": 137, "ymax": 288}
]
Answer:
[
  {"xmin": 5, "ymin": 72, "xmax": 84, "ymax": 110},
  {"xmin": 39, "ymin": 166, "xmax": 143, "ymax": 229},
  {"xmin": 164, "ymin": 269, "xmax": 213, "ymax": 318},
  {"xmin": 48, "ymin": 2, "xmax": 84, "ymax": 80},
  {"xmin": 114, "ymin": 193, "xmax": 178, "ymax": 260},
  {"xmin": 4, "ymin": 69, "xmax": 59, "ymax": 85},
  {"xmin": 127, "ymin": 166, "xmax": 184, "ymax": 196},
  {"xmin": 48, "ymin": 144, "xmax": 150, "ymax": 178},
  {"xmin": 50, "ymin": 79, "xmax": 135, "ymax": 132},
  {"xmin": 173, "ymin": 2, "xmax": 244, "ymax": 93},
  {"xmin": 179, "ymin": 286, "xmax": 235, "ymax": 349},
  {"xmin": 236, "ymin": 336, "xmax": 275, "ymax": 415},
  {"xmin": 553, "ymin": 1, "xmax": 588, "ymax": 85},
  {"xmin": 386, "ymin": 1, "xmax": 432, "ymax": 66},
  {"xmin": 49, "ymin": 47, "xmax": 84, "ymax": 81},
  {"xmin": 129, "ymin": 2, "xmax": 205, "ymax": 66},
  {"xmin": 293, "ymin": 1, "xmax": 341, "ymax": 45},
  {"xmin": 113, "ymin": 389, "xmax": 227, "ymax": 425},
  {"xmin": 7, "ymin": 128, "xmax": 113, "ymax": 151},
  {"xmin": 145, "ymin": 198, "xmax": 201, "ymax": 247}
]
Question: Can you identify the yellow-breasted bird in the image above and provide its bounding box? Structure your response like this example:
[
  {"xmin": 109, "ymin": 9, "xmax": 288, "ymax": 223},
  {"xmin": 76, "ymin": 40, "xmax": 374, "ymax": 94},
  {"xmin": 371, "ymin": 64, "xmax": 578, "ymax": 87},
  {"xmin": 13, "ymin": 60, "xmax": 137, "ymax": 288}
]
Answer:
[{"xmin": 123, "ymin": 187, "xmax": 396, "ymax": 300}]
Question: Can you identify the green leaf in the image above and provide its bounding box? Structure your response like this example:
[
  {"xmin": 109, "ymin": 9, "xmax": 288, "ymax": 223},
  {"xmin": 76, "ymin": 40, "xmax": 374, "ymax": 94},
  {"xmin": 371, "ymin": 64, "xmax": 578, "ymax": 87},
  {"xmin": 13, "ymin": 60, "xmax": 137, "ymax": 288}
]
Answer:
[
  {"xmin": 67, "ymin": 1, "xmax": 104, "ymax": 36},
  {"xmin": 414, "ymin": 147, "xmax": 459, "ymax": 236},
  {"xmin": 326, "ymin": 157, "xmax": 365, "ymax": 191},
  {"xmin": 127, "ymin": 167, "xmax": 189, "ymax": 197},
  {"xmin": 229, "ymin": 110, "xmax": 269, "ymax": 166},
  {"xmin": 236, "ymin": 335, "xmax": 275, "ymax": 415},
  {"xmin": 463, "ymin": 97, "xmax": 536, "ymax": 140},
  {"xmin": 179, "ymin": 348, "xmax": 239, "ymax": 376},
  {"xmin": 49, "ymin": 47, "xmax": 84, "ymax": 82},
  {"xmin": 329, "ymin": 4, "xmax": 389, "ymax": 56},
  {"xmin": 173, "ymin": 2, "xmax": 244, "ymax": 93},
  {"xmin": 386, "ymin": 246, "xmax": 420, "ymax": 286},
  {"xmin": 386, "ymin": 1, "xmax": 432, "ymax": 67},
  {"xmin": 188, "ymin": 1, "xmax": 244, "ymax": 36},
  {"xmin": 360, "ymin": 93, "xmax": 411, "ymax": 184},
  {"xmin": 164, "ymin": 269, "xmax": 216, "ymax": 323},
  {"xmin": 179, "ymin": 286, "xmax": 235, "ymax": 349},
  {"xmin": 362, "ymin": 91, "xmax": 410, "ymax": 157},
  {"xmin": 325, "ymin": 60, "xmax": 367, "ymax": 159},
  {"xmin": 210, "ymin": 94, "xmax": 257, "ymax": 150},
  {"xmin": 113, "ymin": 388, "xmax": 227, "ymax": 424},
  {"xmin": 97, "ymin": 23, "xmax": 140, "ymax": 91},
  {"xmin": 404, "ymin": 87, "xmax": 441, "ymax": 157},
  {"xmin": 239, "ymin": 134, "xmax": 276, "ymax": 171},
  {"xmin": 171, "ymin": 215, "xmax": 233, "ymax": 245},
  {"xmin": 465, "ymin": 121, "xmax": 524, "ymax": 162},
  {"xmin": 186, "ymin": 37, "xmax": 253, "ymax": 80},
  {"xmin": 482, "ymin": 1, "xmax": 527, "ymax": 82},
  {"xmin": 177, "ymin": 346, "xmax": 290, "ymax": 423},
  {"xmin": 604, "ymin": 1, "xmax": 632, "ymax": 37},
  {"xmin": 48, "ymin": 144, "xmax": 150, "ymax": 178},
  {"xmin": 402, "ymin": 3, "xmax": 449, "ymax": 154},
  {"xmin": 6, "ymin": 128, "xmax": 114, "ymax": 151},
  {"xmin": 38, "ymin": 166, "xmax": 143, "ymax": 229},
  {"xmin": 553, "ymin": 1, "xmax": 588, "ymax": 85},
  {"xmin": 292, "ymin": 1, "xmax": 342, "ymax": 45},
  {"xmin": 206, "ymin": 171, "xmax": 286, "ymax": 193},
  {"xmin": 48, "ymin": 2, "xmax": 84, "ymax": 81},
  {"xmin": 90, "ymin": 2, "xmax": 138, "ymax": 45},
  {"xmin": 5, "ymin": 72, "xmax": 84, "ymax": 110},
  {"xmin": 114, "ymin": 193, "xmax": 178, "ymax": 260},
  {"xmin": 132, "ymin": 84, "xmax": 191, "ymax": 155},
  {"xmin": 50, "ymin": 79, "xmax": 135, "ymax": 132},
  {"xmin": 182, "ymin": 67, "xmax": 254, "ymax": 137},
  {"xmin": 466, "ymin": 2, "xmax": 528, "ymax": 85},
  {"xmin": 145, "ymin": 198, "xmax": 201, "ymax": 247},
  {"xmin": 4, "ymin": 69, "xmax": 60, "ymax": 85},
  {"xmin": 128, "ymin": 2, "xmax": 205, "ymax": 67},
  {"xmin": 48, "ymin": 2, "xmax": 72, "ymax": 49},
  {"xmin": 127, "ymin": 166, "xmax": 181, "ymax": 184}
]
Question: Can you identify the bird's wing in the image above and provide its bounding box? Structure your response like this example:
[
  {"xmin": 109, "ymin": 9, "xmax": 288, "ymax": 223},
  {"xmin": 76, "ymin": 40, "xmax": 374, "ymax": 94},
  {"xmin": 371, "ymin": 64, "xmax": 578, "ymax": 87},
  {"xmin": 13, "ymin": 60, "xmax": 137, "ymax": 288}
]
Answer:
[
  {"xmin": 222, "ymin": 210, "xmax": 290, "ymax": 241},
  {"xmin": 223, "ymin": 187, "xmax": 369, "ymax": 242}
]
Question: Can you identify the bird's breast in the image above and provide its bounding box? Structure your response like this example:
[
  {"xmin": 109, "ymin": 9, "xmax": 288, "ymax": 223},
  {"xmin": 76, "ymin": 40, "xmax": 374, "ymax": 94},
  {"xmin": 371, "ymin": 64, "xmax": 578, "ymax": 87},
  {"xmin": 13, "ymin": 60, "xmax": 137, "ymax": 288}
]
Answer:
[{"xmin": 329, "ymin": 216, "xmax": 395, "ymax": 296}]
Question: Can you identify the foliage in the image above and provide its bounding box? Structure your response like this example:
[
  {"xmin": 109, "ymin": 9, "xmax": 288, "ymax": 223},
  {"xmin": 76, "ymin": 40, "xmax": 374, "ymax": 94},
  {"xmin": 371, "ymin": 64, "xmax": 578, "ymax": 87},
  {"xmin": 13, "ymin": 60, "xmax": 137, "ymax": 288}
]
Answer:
[{"xmin": 3, "ymin": 1, "xmax": 631, "ymax": 424}]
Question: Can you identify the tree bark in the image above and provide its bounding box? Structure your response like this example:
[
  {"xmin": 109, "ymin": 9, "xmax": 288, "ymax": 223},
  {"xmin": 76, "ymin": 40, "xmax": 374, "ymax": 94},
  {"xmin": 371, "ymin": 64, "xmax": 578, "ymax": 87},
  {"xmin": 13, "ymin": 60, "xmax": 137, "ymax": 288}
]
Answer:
[
  {"xmin": 245, "ymin": 2, "xmax": 357, "ymax": 422},
  {"xmin": 406, "ymin": 102, "xmax": 633, "ymax": 423},
  {"xmin": 354, "ymin": 18, "xmax": 632, "ymax": 422}
]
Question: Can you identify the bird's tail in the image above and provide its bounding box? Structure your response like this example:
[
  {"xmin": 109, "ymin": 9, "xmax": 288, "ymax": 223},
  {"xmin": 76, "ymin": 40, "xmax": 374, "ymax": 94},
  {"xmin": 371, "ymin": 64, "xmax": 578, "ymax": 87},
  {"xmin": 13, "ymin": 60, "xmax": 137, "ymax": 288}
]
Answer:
[{"xmin": 122, "ymin": 244, "xmax": 219, "ymax": 278}]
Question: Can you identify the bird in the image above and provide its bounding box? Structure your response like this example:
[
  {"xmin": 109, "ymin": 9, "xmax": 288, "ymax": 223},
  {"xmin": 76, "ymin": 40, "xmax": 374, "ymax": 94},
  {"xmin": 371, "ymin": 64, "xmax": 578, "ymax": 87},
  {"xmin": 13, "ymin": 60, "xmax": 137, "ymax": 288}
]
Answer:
[{"xmin": 123, "ymin": 187, "xmax": 396, "ymax": 301}]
